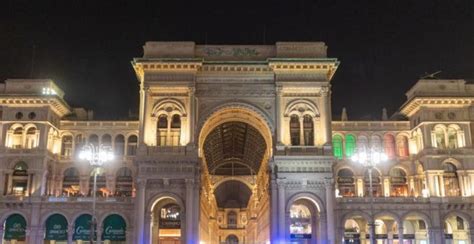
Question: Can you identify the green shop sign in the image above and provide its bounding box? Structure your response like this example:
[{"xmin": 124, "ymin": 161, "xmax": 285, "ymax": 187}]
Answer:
[
  {"xmin": 45, "ymin": 214, "xmax": 68, "ymax": 240},
  {"xmin": 102, "ymin": 214, "xmax": 126, "ymax": 241},
  {"xmin": 4, "ymin": 214, "xmax": 26, "ymax": 240},
  {"xmin": 73, "ymin": 214, "xmax": 96, "ymax": 240}
]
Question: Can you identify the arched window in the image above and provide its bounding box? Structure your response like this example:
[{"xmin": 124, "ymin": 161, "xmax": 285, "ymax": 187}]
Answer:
[
  {"xmin": 433, "ymin": 125, "xmax": 446, "ymax": 149},
  {"xmin": 303, "ymin": 115, "xmax": 314, "ymax": 146},
  {"xmin": 383, "ymin": 134, "xmax": 396, "ymax": 159},
  {"xmin": 225, "ymin": 235, "xmax": 239, "ymax": 244},
  {"xmin": 447, "ymin": 127, "xmax": 458, "ymax": 149},
  {"xmin": 227, "ymin": 211, "xmax": 237, "ymax": 228},
  {"xmin": 114, "ymin": 135, "xmax": 125, "ymax": 156},
  {"xmin": 337, "ymin": 169, "xmax": 355, "ymax": 197},
  {"xmin": 25, "ymin": 127, "xmax": 38, "ymax": 149},
  {"xmin": 89, "ymin": 168, "xmax": 107, "ymax": 197},
  {"xmin": 157, "ymin": 115, "xmax": 168, "ymax": 146},
  {"xmin": 345, "ymin": 134, "xmax": 356, "ymax": 157},
  {"xmin": 127, "ymin": 135, "xmax": 138, "ymax": 156},
  {"xmin": 290, "ymin": 115, "xmax": 300, "ymax": 146},
  {"xmin": 413, "ymin": 128, "xmax": 424, "ymax": 153},
  {"xmin": 357, "ymin": 135, "xmax": 369, "ymax": 151},
  {"xmin": 115, "ymin": 167, "xmax": 133, "ymax": 197},
  {"xmin": 62, "ymin": 168, "xmax": 80, "ymax": 196},
  {"xmin": 389, "ymin": 168, "xmax": 408, "ymax": 197},
  {"xmin": 74, "ymin": 134, "xmax": 84, "ymax": 157},
  {"xmin": 88, "ymin": 134, "xmax": 99, "ymax": 147},
  {"xmin": 170, "ymin": 114, "xmax": 181, "ymax": 146},
  {"xmin": 12, "ymin": 126, "xmax": 24, "ymax": 148},
  {"xmin": 364, "ymin": 169, "xmax": 382, "ymax": 197},
  {"xmin": 101, "ymin": 134, "xmax": 112, "ymax": 147},
  {"xmin": 370, "ymin": 135, "xmax": 382, "ymax": 151},
  {"xmin": 61, "ymin": 135, "xmax": 73, "ymax": 158},
  {"xmin": 443, "ymin": 163, "xmax": 460, "ymax": 197},
  {"xmin": 396, "ymin": 135, "xmax": 409, "ymax": 157},
  {"xmin": 332, "ymin": 135, "xmax": 343, "ymax": 159},
  {"xmin": 11, "ymin": 162, "xmax": 28, "ymax": 196}
]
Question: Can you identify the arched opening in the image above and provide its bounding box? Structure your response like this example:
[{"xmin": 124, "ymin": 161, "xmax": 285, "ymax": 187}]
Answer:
[
  {"xmin": 73, "ymin": 214, "xmax": 95, "ymax": 242},
  {"xmin": 345, "ymin": 134, "xmax": 356, "ymax": 157},
  {"xmin": 396, "ymin": 135, "xmax": 410, "ymax": 157},
  {"xmin": 357, "ymin": 135, "xmax": 369, "ymax": 151},
  {"xmin": 433, "ymin": 125, "xmax": 446, "ymax": 149},
  {"xmin": 157, "ymin": 115, "xmax": 168, "ymax": 146},
  {"xmin": 383, "ymin": 134, "xmax": 396, "ymax": 159},
  {"xmin": 303, "ymin": 115, "xmax": 314, "ymax": 146},
  {"xmin": 114, "ymin": 134, "xmax": 125, "ymax": 156},
  {"xmin": 60, "ymin": 135, "xmax": 73, "ymax": 158},
  {"xmin": 74, "ymin": 134, "xmax": 85, "ymax": 157},
  {"xmin": 225, "ymin": 235, "xmax": 239, "ymax": 244},
  {"xmin": 44, "ymin": 214, "xmax": 68, "ymax": 243},
  {"xmin": 170, "ymin": 114, "xmax": 181, "ymax": 146},
  {"xmin": 443, "ymin": 163, "xmax": 461, "ymax": 197},
  {"xmin": 62, "ymin": 167, "xmax": 80, "ymax": 196},
  {"xmin": 370, "ymin": 135, "xmax": 382, "ymax": 151},
  {"xmin": 89, "ymin": 167, "xmax": 107, "ymax": 197},
  {"xmin": 11, "ymin": 161, "xmax": 29, "ymax": 196},
  {"xmin": 102, "ymin": 134, "xmax": 112, "ymax": 147},
  {"xmin": 102, "ymin": 214, "xmax": 127, "ymax": 244},
  {"xmin": 115, "ymin": 167, "xmax": 133, "ymax": 197},
  {"xmin": 390, "ymin": 168, "xmax": 408, "ymax": 197},
  {"xmin": 337, "ymin": 169, "xmax": 355, "ymax": 197},
  {"xmin": 290, "ymin": 115, "xmax": 300, "ymax": 146},
  {"xmin": 444, "ymin": 214, "xmax": 470, "ymax": 244},
  {"xmin": 198, "ymin": 106, "xmax": 273, "ymax": 244},
  {"xmin": 343, "ymin": 218, "xmax": 364, "ymax": 244},
  {"xmin": 12, "ymin": 126, "xmax": 24, "ymax": 148},
  {"xmin": 364, "ymin": 169, "xmax": 382, "ymax": 197},
  {"xmin": 151, "ymin": 198, "xmax": 182, "ymax": 244},
  {"xmin": 25, "ymin": 126, "xmax": 38, "ymax": 149},
  {"xmin": 332, "ymin": 135, "xmax": 343, "ymax": 159},
  {"xmin": 127, "ymin": 135, "xmax": 138, "ymax": 156},
  {"xmin": 89, "ymin": 134, "xmax": 99, "ymax": 147},
  {"xmin": 402, "ymin": 215, "xmax": 429, "ymax": 244},
  {"xmin": 289, "ymin": 198, "xmax": 319, "ymax": 244},
  {"xmin": 3, "ymin": 214, "xmax": 27, "ymax": 243}
]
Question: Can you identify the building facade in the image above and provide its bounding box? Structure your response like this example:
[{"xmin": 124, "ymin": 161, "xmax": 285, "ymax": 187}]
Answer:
[{"xmin": 0, "ymin": 41, "xmax": 473, "ymax": 244}]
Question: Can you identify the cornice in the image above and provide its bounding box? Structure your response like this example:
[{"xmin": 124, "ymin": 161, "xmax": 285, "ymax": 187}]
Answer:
[
  {"xmin": 0, "ymin": 95, "xmax": 71, "ymax": 117},
  {"xmin": 400, "ymin": 97, "xmax": 474, "ymax": 117}
]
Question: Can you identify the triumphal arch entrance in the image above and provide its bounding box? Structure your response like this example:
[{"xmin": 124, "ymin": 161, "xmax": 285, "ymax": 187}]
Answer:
[{"xmin": 131, "ymin": 41, "xmax": 339, "ymax": 244}]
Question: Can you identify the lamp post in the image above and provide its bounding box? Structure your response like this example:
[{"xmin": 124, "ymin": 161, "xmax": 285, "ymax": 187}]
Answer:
[
  {"xmin": 351, "ymin": 146, "xmax": 387, "ymax": 244},
  {"xmin": 79, "ymin": 143, "xmax": 114, "ymax": 244}
]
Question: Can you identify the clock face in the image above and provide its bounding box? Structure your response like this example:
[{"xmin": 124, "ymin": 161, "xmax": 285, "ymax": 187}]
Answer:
[{"xmin": 448, "ymin": 112, "xmax": 456, "ymax": 120}]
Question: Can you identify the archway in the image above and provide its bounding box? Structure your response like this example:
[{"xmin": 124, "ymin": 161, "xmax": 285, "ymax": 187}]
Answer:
[
  {"xmin": 401, "ymin": 214, "xmax": 430, "ymax": 244},
  {"xmin": 2, "ymin": 213, "xmax": 27, "ymax": 243},
  {"xmin": 44, "ymin": 213, "xmax": 68, "ymax": 243},
  {"xmin": 150, "ymin": 197, "xmax": 183, "ymax": 244},
  {"xmin": 225, "ymin": 234, "xmax": 239, "ymax": 244},
  {"xmin": 444, "ymin": 214, "xmax": 471, "ymax": 244},
  {"xmin": 288, "ymin": 198, "xmax": 320, "ymax": 244},
  {"xmin": 198, "ymin": 106, "xmax": 273, "ymax": 244}
]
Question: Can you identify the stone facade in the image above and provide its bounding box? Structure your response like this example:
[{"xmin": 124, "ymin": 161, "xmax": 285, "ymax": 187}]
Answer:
[{"xmin": 0, "ymin": 42, "xmax": 472, "ymax": 244}]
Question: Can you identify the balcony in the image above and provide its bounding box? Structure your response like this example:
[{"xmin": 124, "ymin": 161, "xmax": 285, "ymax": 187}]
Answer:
[
  {"xmin": 0, "ymin": 195, "xmax": 134, "ymax": 204},
  {"xmin": 274, "ymin": 145, "xmax": 332, "ymax": 156},
  {"xmin": 336, "ymin": 195, "xmax": 474, "ymax": 204},
  {"xmin": 144, "ymin": 145, "xmax": 197, "ymax": 156}
]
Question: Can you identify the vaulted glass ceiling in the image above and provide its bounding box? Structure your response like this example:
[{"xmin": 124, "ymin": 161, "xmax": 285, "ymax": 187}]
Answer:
[{"xmin": 203, "ymin": 122, "xmax": 266, "ymax": 175}]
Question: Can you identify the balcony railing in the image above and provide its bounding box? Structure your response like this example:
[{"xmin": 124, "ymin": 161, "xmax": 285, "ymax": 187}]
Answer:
[
  {"xmin": 0, "ymin": 195, "xmax": 134, "ymax": 204},
  {"xmin": 336, "ymin": 196, "xmax": 474, "ymax": 204}
]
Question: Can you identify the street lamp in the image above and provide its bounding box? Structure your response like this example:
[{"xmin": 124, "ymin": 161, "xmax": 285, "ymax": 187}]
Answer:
[
  {"xmin": 351, "ymin": 146, "xmax": 387, "ymax": 244},
  {"xmin": 79, "ymin": 143, "xmax": 114, "ymax": 243}
]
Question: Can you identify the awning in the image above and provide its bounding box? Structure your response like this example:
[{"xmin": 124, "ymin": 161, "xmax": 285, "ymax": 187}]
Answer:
[
  {"xmin": 102, "ymin": 214, "xmax": 126, "ymax": 241},
  {"xmin": 4, "ymin": 214, "xmax": 26, "ymax": 240},
  {"xmin": 73, "ymin": 214, "xmax": 96, "ymax": 240},
  {"xmin": 45, "ymin": 214, "xmax": 68, "ymax": 240}
]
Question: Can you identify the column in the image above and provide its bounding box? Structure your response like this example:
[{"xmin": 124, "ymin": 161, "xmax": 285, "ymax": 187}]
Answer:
[
  {"xmin": 335, "ymin": 227, "xmax": 344, "ymax": 244},
  {"xmin": 275, "ymin": 85, "xmax": 283, "ymax": 145},
  {"xmin": 398, "ymin": 226, "xmax": 404, "ymax": 244},
  {"xmin": 320, "ymin": 86, "xmax": 331, "ymax": 145},
  {"xmin": 469, "ymin": 227, "xmax": 474, "ymax": 244},
  {"xmin": 325, "ymin": 178, "xmax": 335, "ymax": 244},
  {"xmin": 458, "ymin": 173, "xmax": 465, "ymax": 196},
  {"xmin": 188, "ymin": 87, "xmax": 196, "ymax": 145},
  {"xmin": 185, "ymin": 179, "xmax": 196, "ymax": 244},
  {"xmin": 135, "ymin": 179, "xmax": 146, "ymax": 244},
  {"xmin": 383, "ymin": 177, "xmax": 390, "ymax": 197},
  {"xmin": 428, "ymin": 227, "xmax": 445, "ymax": 244},
  {"xmin": 96, "ymin": 224, "xmax": 102, "ymax": 244},
  {"xmin": 138, "ymin": 85, "xmax": 148, "ymax": 146},
  {"xmin": 6, "ymin": 172, "xmax": 12, "ymax": 195},
  {"xmin": 439, "ymin": 174, "xmax": 445, "ymax": 197},
  {"xmin": 299, "ymin": 117, "xmax": 305, "ymax": 145},
  {"xmin": 277, "ymin": 180, "xmax": 286, "ymax": 242},
  {"xmin": 270, "ymin": 176, "xmax": 279, "ymax": 242},
  {"xmin": 67, "ymin": 224, "xmax": 74, "ymax": 244},
  {"xmin": 0, "ymin": 172, "xmax": 4, "ymax": 195}
]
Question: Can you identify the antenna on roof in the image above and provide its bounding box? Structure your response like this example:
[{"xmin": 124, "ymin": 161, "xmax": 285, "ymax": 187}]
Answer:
[{"xmin": 421, "ymin": 71, "xmax": 442, "ymax": 79}]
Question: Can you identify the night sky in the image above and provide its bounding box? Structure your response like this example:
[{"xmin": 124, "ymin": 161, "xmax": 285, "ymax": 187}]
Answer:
[{"xmin": 1, "ymin": 0, "xmax": 473, "ymax": 120}]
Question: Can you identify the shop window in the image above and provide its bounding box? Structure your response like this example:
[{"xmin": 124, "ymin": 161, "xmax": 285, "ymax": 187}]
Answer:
[{"xmin": 337, "ymin": 169, "xmax": 355, "ymax": 197}]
